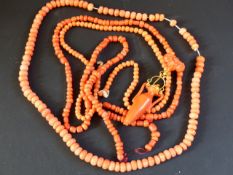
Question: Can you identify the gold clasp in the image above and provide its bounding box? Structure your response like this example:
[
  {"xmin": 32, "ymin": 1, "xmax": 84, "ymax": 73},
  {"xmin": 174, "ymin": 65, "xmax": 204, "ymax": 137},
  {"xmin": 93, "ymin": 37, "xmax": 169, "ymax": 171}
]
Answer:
[{"xmin": 146, "ymin": 71, "xmax": 167, "ymax": 92}]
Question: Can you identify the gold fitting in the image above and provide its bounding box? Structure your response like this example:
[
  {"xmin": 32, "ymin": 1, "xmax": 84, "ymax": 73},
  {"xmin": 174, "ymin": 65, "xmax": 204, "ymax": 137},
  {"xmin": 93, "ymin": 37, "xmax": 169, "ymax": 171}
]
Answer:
[{"xmin": 146, "ymin": 71, "xmax": 167, "ymax": 92}]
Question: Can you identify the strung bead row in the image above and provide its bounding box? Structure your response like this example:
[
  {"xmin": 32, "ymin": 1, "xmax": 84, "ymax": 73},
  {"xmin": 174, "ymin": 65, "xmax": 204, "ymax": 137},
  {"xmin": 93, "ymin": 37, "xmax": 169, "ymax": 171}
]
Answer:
[
  {"xmin": 52, "ymin": 16, "xmax": 185, "ymax": 156},
  {"xmin": 53, "ymin": 15, "xmax": 186, "ymax": 124},
  {"xmin": 18, "ymin": 0, "xmax": 205, "ymax": 172}
]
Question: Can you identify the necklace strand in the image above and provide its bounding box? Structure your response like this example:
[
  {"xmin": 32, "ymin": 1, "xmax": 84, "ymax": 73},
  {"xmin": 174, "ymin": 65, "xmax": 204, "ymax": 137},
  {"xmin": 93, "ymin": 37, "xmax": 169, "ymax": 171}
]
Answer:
[{"xmin": 19, "ymin": 0, "xmax": 205, "ymax": 172}]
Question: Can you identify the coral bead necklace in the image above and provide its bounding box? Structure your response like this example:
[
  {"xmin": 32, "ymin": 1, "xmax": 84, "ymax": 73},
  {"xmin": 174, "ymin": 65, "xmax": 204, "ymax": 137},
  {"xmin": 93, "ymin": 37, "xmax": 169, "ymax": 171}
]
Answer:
[{"xmin": 18, "ymin": 0, "xmax": 205, "ymax": 172}]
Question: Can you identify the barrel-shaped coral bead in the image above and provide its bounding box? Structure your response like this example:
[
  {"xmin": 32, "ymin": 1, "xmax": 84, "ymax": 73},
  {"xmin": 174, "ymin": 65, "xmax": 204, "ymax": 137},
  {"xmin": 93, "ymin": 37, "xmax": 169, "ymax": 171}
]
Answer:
[{"xmin": 174, "ymin": 145, "xmax": 183, "ymax": 155}]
